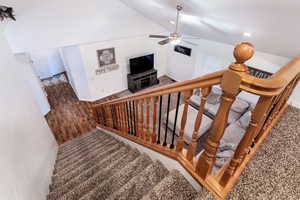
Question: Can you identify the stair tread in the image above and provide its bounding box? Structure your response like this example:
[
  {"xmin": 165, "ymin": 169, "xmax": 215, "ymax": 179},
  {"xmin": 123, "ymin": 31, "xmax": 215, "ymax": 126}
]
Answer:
[
  {"xmin": 79, "ymin": 153, "xmax": 153, "ymax": 200},
  {"xmin": 52, "ymin": 141, "xmax": 123, "ymax": 181},
  {"xmin": 107, "ymin": 160, "xmax": 169, "ymax": 200},
  {"xmin": 57, "ymin": 132, "xmax": 111, "ymax": 159},
  {"xmin": 55, "ymin": 137, "xmax": 117, "ymax": 169},
  {"xmin": 194, "ymin": 188, "xmax": 216, "ymax": 200},
  {"xmin": 47, "ymin": 129, "xmax": 205, "ymax": 200},
  {"xmin": 58, "ymin": 130, "xmax": 101, "ymax": 151},
  {"xmin": 49, "ymin": 145, "xmax": 130, "ymax": 194},
  {"xmin": 142, "ymin": 170, "xmax": 198, "ymax": 200},
  {"xmin": 54, "ymin": 139, "xmax": 121, "ymax": 174}
]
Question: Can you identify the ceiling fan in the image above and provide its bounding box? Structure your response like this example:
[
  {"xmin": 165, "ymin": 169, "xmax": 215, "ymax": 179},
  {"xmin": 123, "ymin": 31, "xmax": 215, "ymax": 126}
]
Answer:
[{"xmin": 149, "ymin": 5, "xmax": 199, "ymax": 46}]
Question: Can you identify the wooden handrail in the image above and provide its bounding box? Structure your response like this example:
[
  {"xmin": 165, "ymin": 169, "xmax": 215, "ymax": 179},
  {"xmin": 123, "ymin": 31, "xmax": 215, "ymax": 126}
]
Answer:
[
  {"xmin": 93, "ymin": 42, "xmax": 300, "ymax": 200},
  {"xmin": 238, "ymin": 55, "xmax": 300, "ymax": 96},
  {"xmin": 94, "ymin": 70, "xmax": 225, "ymax": 106}
]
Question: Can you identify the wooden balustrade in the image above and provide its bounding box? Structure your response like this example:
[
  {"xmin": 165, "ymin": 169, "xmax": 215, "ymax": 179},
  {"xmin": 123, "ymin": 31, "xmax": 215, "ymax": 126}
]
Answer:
[
  {"xmin": 176, "ymin": 90, "xmax": 193, "ymax": 152},
  {"xmin": 187, "ymin": 87, "xmax": 211, "ymax": 162},
  {"xmin": 93, "ymin": 42, "xmax": 300, "ymax": 200},
  {"xmin": 197, "ymin": 71, "xmax": 242, "ymax": 179}
]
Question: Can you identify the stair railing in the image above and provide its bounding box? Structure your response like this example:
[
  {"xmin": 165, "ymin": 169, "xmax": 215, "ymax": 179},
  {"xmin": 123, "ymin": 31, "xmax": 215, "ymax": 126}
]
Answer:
[{"xmin": 93, "ymin": 42, "xmax": 300, "ymax": 200}]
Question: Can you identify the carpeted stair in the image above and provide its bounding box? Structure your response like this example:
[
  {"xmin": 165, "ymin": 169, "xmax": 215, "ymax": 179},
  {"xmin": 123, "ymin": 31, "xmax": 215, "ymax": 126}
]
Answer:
[{"xmin": 47, "ymin": 129, "xmax": 208, "ymax": 200}]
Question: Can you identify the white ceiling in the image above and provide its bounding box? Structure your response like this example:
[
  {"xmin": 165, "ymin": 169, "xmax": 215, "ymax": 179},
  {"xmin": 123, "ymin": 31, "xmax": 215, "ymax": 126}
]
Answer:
[{"xmin": 121, "ymin": 0, "xmax": 300, "ymax": 58}]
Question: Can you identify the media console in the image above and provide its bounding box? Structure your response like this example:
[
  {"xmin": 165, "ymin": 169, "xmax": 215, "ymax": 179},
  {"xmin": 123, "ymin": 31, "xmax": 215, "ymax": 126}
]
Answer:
[{"xmin": 127, "ymin": 69, "xmax": 159, "ymax": 93}]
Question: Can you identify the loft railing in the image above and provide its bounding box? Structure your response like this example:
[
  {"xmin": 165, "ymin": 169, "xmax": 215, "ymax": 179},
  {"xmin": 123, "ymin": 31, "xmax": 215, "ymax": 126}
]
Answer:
[{"xmin": 92, "ymin": 42, "xmax": 300, "ymax": 200}]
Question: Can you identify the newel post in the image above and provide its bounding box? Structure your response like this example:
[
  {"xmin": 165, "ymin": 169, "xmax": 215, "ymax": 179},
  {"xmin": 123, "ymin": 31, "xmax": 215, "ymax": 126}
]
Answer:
[{"xmin": 196, "ymin": 42, "xmax": 255, "ymax": 179}]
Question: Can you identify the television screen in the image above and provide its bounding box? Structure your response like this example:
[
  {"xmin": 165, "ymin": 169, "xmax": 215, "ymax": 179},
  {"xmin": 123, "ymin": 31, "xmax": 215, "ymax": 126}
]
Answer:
[{"xmin": 129, "ymin": 54, "xmax": 154, "ymax": 74}]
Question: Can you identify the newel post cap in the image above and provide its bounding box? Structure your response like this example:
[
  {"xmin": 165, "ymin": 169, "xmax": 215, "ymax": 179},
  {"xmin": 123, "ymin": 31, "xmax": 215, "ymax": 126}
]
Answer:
[{"xmin": 230, "ymin": 42, "xmax": 254, "ymax": 72}]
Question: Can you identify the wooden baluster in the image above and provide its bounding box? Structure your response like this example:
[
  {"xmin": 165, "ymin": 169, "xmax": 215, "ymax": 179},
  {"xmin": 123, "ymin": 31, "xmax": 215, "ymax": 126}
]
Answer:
[
  {"xmin": 98, "ymin": 106, "xmax": 104, "ymax": 125},
  {"xmin": 127, "ymin": 102, "xmax": 132, "ymax": 134},
  {"xmin": 220, "ymin": 96, "xmax": 273, "ymax": 186},
  {"xmin": 139, "ymin": 99, "xmax": 145, "ymax": 140},
  {"xmin": 93, "ymin": 106, "xmax": 100, "ymax": 124},
  {"xmin": 128, "ymin": 101, "xmax": 133, "ymax": 135},
  {"xmin": 101, "ymin": 106, "xmax": 106, "ymax": 126},
  {"xmin": 258, "ymin": 76, "xmax": 299, "ymax": 138},
  {"xmin": 132, "ymin": 101, "xmax": 136, "ymax": 136},
  {"xmin": 170, "ymin": 92, "xmax": 181, "ymax": 149},
  {"xmin": 113, "ymin": 105, "xmax": 118, "ymax": 130},
  {"xmin": 146, "ymin": 98, "xmax": 151, "ymax": 142},
  {"xmin": 106, "ymin": 105, "xmax": 113, "ymax": 128},
  {"xmin": 117, "ymin": 104, "xmax": 122, "ymax": 131},
  {"xmin": 137, "ymin": 99, "xmax": 141, "ymax": 138},
  {"xmin": 186, "ymin": 87, "xmax": 211, "ymax": 161},
  {"xmin": 118, "ymin": 104, "xmax": 123, "ymax": 132},
  {"xmin": 134, "ymin": 100, "xmax": 139, "ymax": 137},
  {"xmin": 163, "ymin": 94, "xmax": 171, "ymax": 146},
  {"xmin": 152, "ymin": 96, "xmax": 159, "ymax": 143},
  {"xmin": 123, "ymin": 102, "xmax": 129, "ymax": 133},
  {"xmin": 120, "ymin": 103, "xmax": 125, "ymax": 132},
  {"xmin": 157, "ymin": 96, "xmax": 163, "ymax": 144},
  {"xmin": 176, "ymin": 90, "xmax": 193, "ymax": 152},
  {"xmin": 196, "ymin": 42, "xmax": 254, "ymax": 179},
  {"xmin": 123, "ymin": 103, "xmax": 128, "ymax": 134},
  {"xmin": 113, "ymin": 105, "xmax": 118, "ymax": 129}
]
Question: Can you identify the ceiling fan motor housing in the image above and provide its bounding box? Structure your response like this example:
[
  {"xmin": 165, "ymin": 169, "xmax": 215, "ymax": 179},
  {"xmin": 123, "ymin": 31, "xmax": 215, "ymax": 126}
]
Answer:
[{"xmin": 177, "ymin": 5, "xmax": 183, "ymax": 11}]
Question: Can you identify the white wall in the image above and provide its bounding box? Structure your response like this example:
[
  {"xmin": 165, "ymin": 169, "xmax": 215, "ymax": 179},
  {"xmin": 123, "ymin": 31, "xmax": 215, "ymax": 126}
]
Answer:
[
  {"xmin": 79, "ymin": 36, "xmax": 168, "ymax": 101},
  {"xmin": 0, "ymin": 25, "xmax": 57, "ymax": 200},
  {"xmin": 4, "ymin": 0, "xmax": 167, "ymax": 53},
  {"xmin": 16, "ymin": 53, "xmax": 51, "ymax": 116},
  {"xmin": 30, "ymin": 49, "xmax": 65, "ymax": 79},
  {"xmin": 61, "ymin": 46, "xmax": 92, "ymax": 100},
  {"xmin": 194, "ymin": 39, "xmax": 290, "ymax": 76},
  {"xmin": 166, "ymin": 38, "xmax": 300, "ymax": 107},
  {"xmin": 166, "ymin": 42, "xmax": 197, "ymax": 81}
]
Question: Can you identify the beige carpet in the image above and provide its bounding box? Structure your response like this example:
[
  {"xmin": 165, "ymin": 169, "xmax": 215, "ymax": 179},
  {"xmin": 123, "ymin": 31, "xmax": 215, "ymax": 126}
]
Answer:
[
  {"xmin": 48, "ymin": 106, "xmax": 299, "ymax": 200},
  {"xmin": 47, "ymin": 129, "xmax": 200, "ymax": 200},
  {"xmin": 199, "ymin": 106, "xmax": 300, "ymax": 200}
]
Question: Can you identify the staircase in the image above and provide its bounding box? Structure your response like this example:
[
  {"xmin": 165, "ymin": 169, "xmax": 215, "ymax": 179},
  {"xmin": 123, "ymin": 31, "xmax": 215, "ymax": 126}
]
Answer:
[
  {"xmin": 47, "ymin": 129, "xmax": 209, "ymax": 200},
  {"xmin": 47, "ymin": 43, "xmax": 300, "ymax": 200}
]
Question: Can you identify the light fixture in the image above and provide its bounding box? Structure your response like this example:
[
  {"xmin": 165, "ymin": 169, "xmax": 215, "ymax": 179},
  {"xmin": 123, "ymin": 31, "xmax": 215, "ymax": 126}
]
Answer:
[
  {"xmin": 243, "ymin": 32, "xmax": 252, "ymax": 37},
  {"xmin": 169, "ymin": 20, "xmax": 175, "ymax": 25},
  {"xmin": 171, "ymin": 38, "xmax": 181, "ymax": 45}
]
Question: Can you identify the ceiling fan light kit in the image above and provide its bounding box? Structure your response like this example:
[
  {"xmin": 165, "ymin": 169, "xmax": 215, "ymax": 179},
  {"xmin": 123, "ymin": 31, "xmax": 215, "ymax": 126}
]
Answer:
[{"xmin": 149, "ymin": 4, "xmax": 199, "ymax": 46}]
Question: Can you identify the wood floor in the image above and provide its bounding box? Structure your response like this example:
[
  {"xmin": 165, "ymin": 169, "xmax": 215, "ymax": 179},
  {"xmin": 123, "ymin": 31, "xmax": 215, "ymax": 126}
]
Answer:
[
  {"xmin": 45, "ymin": 83, "xmax": 97, "ymax": 144},
  {"xmin": 45, "ymin": 76, "xmax": 174, "ymax": 144}
]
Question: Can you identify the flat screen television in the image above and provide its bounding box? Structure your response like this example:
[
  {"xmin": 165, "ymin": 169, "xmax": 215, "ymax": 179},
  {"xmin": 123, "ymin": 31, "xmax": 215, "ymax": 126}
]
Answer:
[{"xmin": 129, "ymin": 54, "xmax": 154, "ymax": 75}]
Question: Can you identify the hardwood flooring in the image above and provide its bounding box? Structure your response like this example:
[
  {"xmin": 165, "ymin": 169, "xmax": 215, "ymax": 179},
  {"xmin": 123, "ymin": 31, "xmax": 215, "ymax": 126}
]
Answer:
[
  {"xmin": 45, "ymin": 83, "xmax": 97, "ymax": 144},
  {"xmin": 45, "ymin": 76, "xmax": 174, "ymax": 144}
]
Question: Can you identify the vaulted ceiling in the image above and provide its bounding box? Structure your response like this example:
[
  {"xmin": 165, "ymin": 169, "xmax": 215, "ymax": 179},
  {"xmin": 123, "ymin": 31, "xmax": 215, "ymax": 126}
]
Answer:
[{"xmin": 121, "ymin": 0, "xmax": 300, "ymax": 58}]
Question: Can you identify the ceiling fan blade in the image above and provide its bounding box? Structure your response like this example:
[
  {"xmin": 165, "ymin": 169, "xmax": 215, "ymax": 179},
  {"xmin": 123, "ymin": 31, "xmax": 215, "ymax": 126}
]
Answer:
[
  {"xmin": 158, "ymin": 39, "xmax": 171, "ymax": 45},
  {"xmin": 182, "ymin": 40, "xmax": 198, "ymax": 46},
  {"xmin": 183, "ymin": 36, "xmax": 202, "ymax": 39},
  {"xmin": 149, "ymin": 35, "xmax": 169, "ymax": 39}
]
